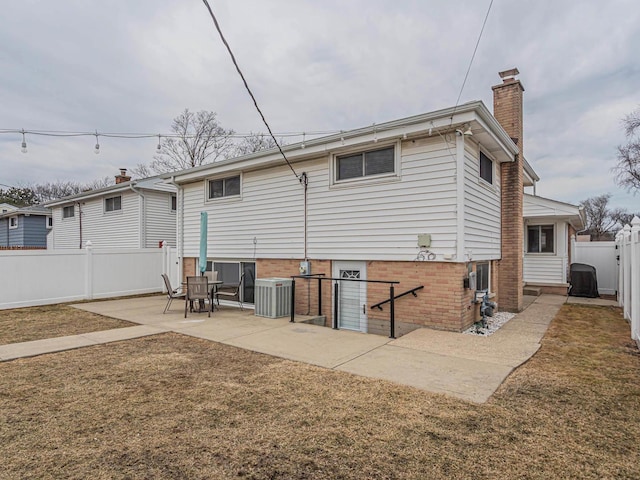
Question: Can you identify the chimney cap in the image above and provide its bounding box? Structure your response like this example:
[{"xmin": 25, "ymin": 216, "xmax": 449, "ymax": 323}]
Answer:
[
  {"xmin": 499, "ymin": 68, "xmax": 520, "ymax": 82},
  {"xmin": 119, "ymin": 168, "xmax": 127, "ymax": 176}
]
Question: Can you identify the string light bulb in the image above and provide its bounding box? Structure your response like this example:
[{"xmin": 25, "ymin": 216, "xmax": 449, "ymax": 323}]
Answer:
[
  {"xmin": 20, "ymin": 129, "xmax": 27, "ymax": 154},
  {"xmin": 156, "ymin": 134, "xmax": 162, "ymax": 152},
  {"xmin": 301, "ymin": 132, "xmax": 306, "ymax": 149},
  {"xmin": 94, "ymin": 130, "xmax": 100, "ymax": 154}
]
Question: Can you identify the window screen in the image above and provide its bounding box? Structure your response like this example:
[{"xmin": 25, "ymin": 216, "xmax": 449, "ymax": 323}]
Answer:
[
  {"xmin": 476, "ymin": 262, "xmax": 490, "ymax": 291},
  {"xmin": 337, "ymin": 146, "xmax": 394, "ymax": 181},
  {"xmin": 527, "ymin": 225, "xmax": 554, "ymax": 253},
  {"xmin": 208, "ymin": 175, "xmax": 240, "ymax": 199},
  {"xmin": 480, "ymin": 152, "xmax": 493, "ymax": 184},
  {"xmin": 105, "ymin": 196, "xmax": 122, "ymax": 212},
  {"xmin": 63, "ymin": 206, "xmax": 75, "ymax": 218}
]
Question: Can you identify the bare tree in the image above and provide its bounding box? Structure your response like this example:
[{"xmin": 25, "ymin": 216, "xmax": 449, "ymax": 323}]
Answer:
[
  {"xmin": 580, "ymin": 194, "xmax": 618, "ymax": 240},
  {"xmin": 148, "ymin": 109, "xmax": 235, "ymax": 174},
  {"xmin": 129, "ymin": 163, "xmax": 154, "ymax": 180},
  {"xmin": 232, "ymin": 132, "xmax": 281, "ymax": 157},
  {"xmin": 613, "ymin": 109, "xmax": 640, "ymax": 192},
  {"xmin": 29, "ymin": 177, "xmax": 114, "ymax": 203}
]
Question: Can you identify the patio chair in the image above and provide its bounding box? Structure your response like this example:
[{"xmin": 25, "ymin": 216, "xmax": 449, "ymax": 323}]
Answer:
[
  {"xmin": 204, "ymin": 270, "xmax": 219, "ymax": 282},
  {"xmin": 161, "ymin": 274, "xmax": 186, "ymax": 314},
  {"xmin": 185, "ymin": 276, "xmax": 212, "ymax": 318},
  {"xmin": 214, "ymin": 272, "xmax": 245, "ymax": 311}
]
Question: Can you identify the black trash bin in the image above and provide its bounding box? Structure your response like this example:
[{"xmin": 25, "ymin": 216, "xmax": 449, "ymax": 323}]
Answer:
[{"xmin": 569, "ymin": 263, "xmax": 599, "ymax": 298}]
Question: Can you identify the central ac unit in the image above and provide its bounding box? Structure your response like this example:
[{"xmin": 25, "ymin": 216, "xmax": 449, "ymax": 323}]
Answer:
[{"xmin": 254, "ymin": 278, "xmax": 292, "ymax": 318}]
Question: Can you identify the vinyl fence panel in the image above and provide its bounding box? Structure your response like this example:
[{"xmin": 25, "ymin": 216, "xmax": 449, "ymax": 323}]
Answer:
[{"xmin": 572, "ymin": 240, "xmax": 618, "ymax": 295}]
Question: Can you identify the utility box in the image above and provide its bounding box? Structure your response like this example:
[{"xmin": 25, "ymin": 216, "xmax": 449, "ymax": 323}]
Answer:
[
  {"xmin": 255, "ymin": 278, "xmax": 292, "ymax": 318},
  {"xmin": 299, "ymin": 260, "xmax": 311, "ymax": 275},
  {"xmin": 418, "ymin": 234, "xmax": 431, "ymax": 248}
]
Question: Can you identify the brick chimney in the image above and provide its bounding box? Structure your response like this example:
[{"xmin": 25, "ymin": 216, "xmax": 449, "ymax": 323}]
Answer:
[
  {"xmin": 115, "ymin": 168, "xmax": 131, "ymax": 184},
  {"xmin": 492, "ymin": 68, "xmax": 524, "ymax": 312}
]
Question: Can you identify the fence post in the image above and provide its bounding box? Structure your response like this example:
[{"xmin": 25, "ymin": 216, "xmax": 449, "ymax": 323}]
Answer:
[
  {"xmin": 333, "ymin": 282, "xmax": 339, "ymax": 329},
  {"xmin": 623, "ymin": 225, "xmax": 632, "ymax": 321},
  {"xmin": 389, "ymin": 284, "xmax": 396, "ymax": 339},
  {"xmin": 630, "ymin": 217, "xmax": 639, "ymax": 341},
  {"xmin": 85, "ymin": 240, "xmax": 93, "ymax": 300},
  {"xmin": 617, "ymin": 229, "xmax": 624, "ymax": 307},
  {"xmin": 318, "ymin": 277, "xmax": 322, "ymax": 317},
  {"xmin": 290, "ymin": 279, "xmax": 296, "ymax": 323}
]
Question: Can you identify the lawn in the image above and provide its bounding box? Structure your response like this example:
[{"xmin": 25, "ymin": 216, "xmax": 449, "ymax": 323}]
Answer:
[
  {"xmin": 0, "ymin": 305, "xmax": 135, "ymax": 344},
  {"xmin": 1, "ymin": 304, "xmax": 638, "ymax": 479}
]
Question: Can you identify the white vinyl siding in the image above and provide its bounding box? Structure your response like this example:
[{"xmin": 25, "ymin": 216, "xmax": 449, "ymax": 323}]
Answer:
[
  {"xmin": 52, "ymin": 205, "xmax": 79, "ymax": 248},
  {"xmin": 524, "ymin": 256, "xmax": 566, "ymax": 284},
  {"xmin": 144, "ymin": 190, "xmax": 177, "ymax": 248},
  {"xmin": 463, "ymin": 142, "xmax": 501, "ymax": 260},
  {"xmin": 523, "ymin": 221, "xmax": 569, "ymax": 284},
  {"xmin": 182, "ymin": 136, "xmax": 458, "ymax": 261}
]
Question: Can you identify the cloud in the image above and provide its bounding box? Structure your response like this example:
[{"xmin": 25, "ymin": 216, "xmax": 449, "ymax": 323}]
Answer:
[{"xmin": 0, "ymin": 0, "xmax": 638, "ymax": 210}]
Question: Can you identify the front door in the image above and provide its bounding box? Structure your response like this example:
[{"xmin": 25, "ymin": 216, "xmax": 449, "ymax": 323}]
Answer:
[{"xmin": 332, "ymin": 261, "xmax": 367, "ymax": 332}]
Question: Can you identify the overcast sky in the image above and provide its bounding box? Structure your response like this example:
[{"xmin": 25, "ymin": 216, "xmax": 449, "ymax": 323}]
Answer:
[{"xmin": 1, "ymin": 0, "xmax": 638, "ymax": 210}]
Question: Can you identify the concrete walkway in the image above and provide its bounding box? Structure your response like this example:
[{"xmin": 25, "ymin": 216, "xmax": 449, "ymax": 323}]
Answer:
[{"xmin": 1, "ymin": 294, "xmax": 600, "ymax": 403}]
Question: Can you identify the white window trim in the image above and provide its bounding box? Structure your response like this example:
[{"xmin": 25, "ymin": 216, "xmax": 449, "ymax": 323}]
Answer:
[
  {"xmin": 526, "ymin": 223, "xmax": 556, "ymax": 255},
  {"xmin": 204, "ymin": 173, "xmax": 243, "ymax": 203},
  {"xmin": 46, "ymin": 216, "xmax": 53, "ymax": 229},
  {"xmin": 104, "ymin": 195, "xmax": 123, "ymax": 214},
  {"xmin": 170, "ymin": 195, "xmax": 177, "ymax": 213},
  {"xmin": 62, "ymin": 205, "xmax": 75, "ymax": 219},
  {"xmin": 329, "ymin": 141, "xmax": 401, "ymax": 189},
  {"xmin": 476, "ymin": 261, "xmax": 491, "ymax": 292},
  {"xmin": 9, "ymin": 216, "xmax": 18, "ymax": 229}
]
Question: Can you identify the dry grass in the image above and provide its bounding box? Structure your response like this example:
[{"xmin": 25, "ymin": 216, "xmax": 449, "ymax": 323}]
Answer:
[
  {"xmin": 0, "ymin": 305, "xmax": 135, "ymax": 344},
  {"xmin": 1, "ymin": 304, "xmax": 639, "ymax": 479}
]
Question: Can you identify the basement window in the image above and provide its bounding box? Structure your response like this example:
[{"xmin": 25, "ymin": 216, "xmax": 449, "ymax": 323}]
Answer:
[{"xmin": 476, "ymin": 262, "xmax": 490, "ymax": 291}]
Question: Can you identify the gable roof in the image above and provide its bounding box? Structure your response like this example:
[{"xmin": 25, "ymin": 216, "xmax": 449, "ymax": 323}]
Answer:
[
  {"xmin": 0, "ymin": 205, "xmax": 50, "ymax": 219},
  {"xmin": 44, "ymin": 175, "xmax": 176, "ymax": 207},
  {"xmin": 524, "ymin": 193, "xmax": 584, "ymax": 229},
  {"xmin": 166, "ymin": 101, "xmax": 523, "ymax": 185}
]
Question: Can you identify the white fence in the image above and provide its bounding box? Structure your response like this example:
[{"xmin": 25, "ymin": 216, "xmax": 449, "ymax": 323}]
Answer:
[
  {"xmin": 616, "ymin": 217, "xmax": 640, "ymax": 346},
  {"xmin": 572, "ymin": 240, "xmax": 618, "ymax": 295},
  {"xmin": 0, "ymin": 243, "xmax": 179, "ymax": 310}
]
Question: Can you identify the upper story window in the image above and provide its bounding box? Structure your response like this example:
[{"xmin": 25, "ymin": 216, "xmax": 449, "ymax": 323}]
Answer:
[
  {"xmin": 63, "ymin": 205, "xmax": 75, "ymax": 218},
  {"xmin": 480, "ymin": 151, "xmax": 493, "ymax": 185},
  {"xmin": 47, "ymin": 216, "xmax": 53, "ymax": 229},
  {"xmin": 170, "ymin": 195, "xmax": 177, "ymax": 212},
  {"xmin": 527, "ymin": 224, "xmax": 554, "ymax": 253},
  {"xmin": 336, "ymin": 146, "xmax": 395, "ymax": 182},
  {"xmin": 9, "ymin": 216, "xmax": 18, "ymax": 229},
  {"xmin": 105, "ymin": 195, "xmax": 122, "ymax": 213},
  {"xmin": 208, "ymin": 175, "xmax": 241, "ymax": 200}
]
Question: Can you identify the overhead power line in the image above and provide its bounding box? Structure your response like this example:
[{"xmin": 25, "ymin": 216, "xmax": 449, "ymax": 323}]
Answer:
[
  {"xmin": 450, "ymin": 0, "xmax": 494, "ymax": 122},
  {"xmin": 200, "ymin": 0, "xmax": 300, "ymax": 181}
]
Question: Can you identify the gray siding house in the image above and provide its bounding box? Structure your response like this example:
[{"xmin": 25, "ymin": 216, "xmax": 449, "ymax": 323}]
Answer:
[{"xmin": 0, "ymin": 205, "xmax": 51, "ymax": 248}]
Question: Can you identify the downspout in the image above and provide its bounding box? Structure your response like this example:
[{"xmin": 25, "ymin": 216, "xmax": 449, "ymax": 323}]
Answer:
[
  {"xmin": 300, "ymin": 172, "xmax": 308, "ymax": 260},
  {"xmin": 167, "ymin": 176, "xmax": 183, "ymax": 281},
  {"xmin": 129, "ymin": 183, "xmax": 146, "ymax": 248},
  {"xmin": 455, "ymin": 132, "xmax": 465, "ymax": 261},
  {"xmin": 77, "ymin": 202, "xmax": 83, "ymax": 249}
]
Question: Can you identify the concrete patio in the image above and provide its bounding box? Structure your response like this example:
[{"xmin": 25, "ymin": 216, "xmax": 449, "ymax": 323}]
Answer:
[{"xmin": 2, "ymin": 293, "xmax": 615, "ymax": 403}]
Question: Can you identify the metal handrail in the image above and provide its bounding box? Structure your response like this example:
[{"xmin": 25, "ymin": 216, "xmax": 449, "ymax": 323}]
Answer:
[{"xmin": 370, "ymin": 285, "xmax": 424, "ymax": 311}]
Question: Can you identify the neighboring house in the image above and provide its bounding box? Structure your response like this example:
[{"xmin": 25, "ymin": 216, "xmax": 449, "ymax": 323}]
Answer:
[
  {"xmin": 46, "ymin": 169, "xmax": 177, "ymax": 249},
  {"xmin": 0, "ymin": 205, "xmax": 51, "ymax": 249},
  {"xmin": 167, "ymin": 68, "xmax": 575, "ymax": 333},
  {"xmin": 523, "ymin": 194, "xmax": 584, "ymax": 295},
  {"xmin": 0, "ymin": 203, "xmax": 19, "ymax": 214}
]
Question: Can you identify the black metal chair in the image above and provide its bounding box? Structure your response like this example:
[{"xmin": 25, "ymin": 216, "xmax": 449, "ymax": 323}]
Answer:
[
  {"xmin": 161, "ymin": 274, "xmax": 186, "ymax": 314},
  {"xmin": 184, "ymin": 276, "xmax": 212, "ymax": 318},
  {"xmin": 214, "ymin": 272, "xmax": 245, "ymax": 310}
]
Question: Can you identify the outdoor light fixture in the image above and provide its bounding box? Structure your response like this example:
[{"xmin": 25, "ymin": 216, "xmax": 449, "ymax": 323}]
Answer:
[
  {"xmin": 20, "ymin": 129, "xmax": 27, "ymax": 154},
  {"xmin": 94, "ymin": 130, "xmax": 100, "ymax": 154},
  {"xmin": 463, "ymin": 124, "xmax": 473, "ymax": 136}
]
